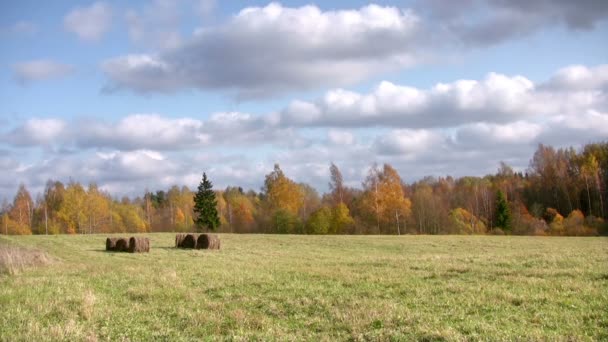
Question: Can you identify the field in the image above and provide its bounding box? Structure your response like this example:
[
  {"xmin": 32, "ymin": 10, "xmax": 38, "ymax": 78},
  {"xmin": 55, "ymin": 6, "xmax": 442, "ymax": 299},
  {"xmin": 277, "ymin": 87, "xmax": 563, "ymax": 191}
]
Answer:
[{"xmin": 1, "ymin": 234, "xmax": 607, "ymax": 341}]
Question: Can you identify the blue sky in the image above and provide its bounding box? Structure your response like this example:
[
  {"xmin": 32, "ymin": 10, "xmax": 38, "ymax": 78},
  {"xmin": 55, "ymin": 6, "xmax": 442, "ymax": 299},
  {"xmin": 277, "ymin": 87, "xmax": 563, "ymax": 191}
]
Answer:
[{"xmin": 1, "ymin": 0, "xmax": 607, "ymax": 200}]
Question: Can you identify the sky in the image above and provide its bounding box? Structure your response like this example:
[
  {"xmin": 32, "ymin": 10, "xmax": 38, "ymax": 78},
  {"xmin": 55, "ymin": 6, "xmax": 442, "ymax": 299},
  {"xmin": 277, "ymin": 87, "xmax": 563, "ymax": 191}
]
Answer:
[{"xmin": 1, "ymin": 0, "xmax": 607, "ymax": 200}]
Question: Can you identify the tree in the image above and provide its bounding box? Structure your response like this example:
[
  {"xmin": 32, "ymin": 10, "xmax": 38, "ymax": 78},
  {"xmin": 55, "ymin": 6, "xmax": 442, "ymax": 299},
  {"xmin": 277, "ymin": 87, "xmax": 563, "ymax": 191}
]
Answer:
[
  {"xmin": 495, "ymin": 190, "xmax": 511, "ymax": 232},
  {"xmin": 361, "ymin": 164, "xmax": 412, "ymax": 234},
  {"xmin": 262, "ymin": 164, "xmax": 304, "ymax": 216},
  {"xmin": 57, "ymin": 182, "xmax": 87, "ymax": 234},
  {"xmin": 306, "ymin": 206, "xmax": 332, "ymax": 234},
  {"xmin": 9, "ymin": 184, "xmax": 34, "ymax": 234},
  {"xmin": 329, "ymin": 162, "xmax": 345, "ymax": 205},
  {"xmin": 193, "ymin": 173, "xmax": 220, "ymax": 232},
  {"xmin": 330, "ymin": 202, "xmax": 355, "ymax": 234}
]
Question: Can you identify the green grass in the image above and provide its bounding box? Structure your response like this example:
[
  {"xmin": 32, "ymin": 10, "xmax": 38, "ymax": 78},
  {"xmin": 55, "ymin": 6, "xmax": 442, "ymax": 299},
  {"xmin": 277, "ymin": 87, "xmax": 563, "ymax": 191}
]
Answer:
[{"xmin": 1, "ymin": 234, "xmax": 607, "ymax": 341}]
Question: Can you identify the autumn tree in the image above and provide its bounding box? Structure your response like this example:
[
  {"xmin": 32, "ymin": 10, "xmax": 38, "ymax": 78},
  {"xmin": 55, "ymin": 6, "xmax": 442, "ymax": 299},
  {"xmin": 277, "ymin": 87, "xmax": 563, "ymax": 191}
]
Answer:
[
  {"xmin": 8, "ymin": 184, "xmax": 33, "ymax": 233},
  {"xmin": 306, "ymin": 206, "xmax": 332, "ymax": 234},
  {"xmin": 193, "ymin": 173, "xmax": 220, "ymax": 232},
  {"xmin": 360, "ymin": 164, "xmax": 412, "ymax": 234},
  {"xmin": 223, "ymin": 187, "xmax": 257, "ymax": 233},
  {"xmin": 262, "ymin": 164, "xmax": 304, "ymax": 233},
  {"xmin": 56, "ymin": 182, "xmax": 87, "ymax": 234},
  {"xmin": 263, "ymin": 164, "xmax": 304, "ymax": 216},
  {"xmin": 329, "ymin": 162, "xmax": 345, "ymax": 205},
  {"xmin": 330, "ymin": 202, "xmax": 355, "ymax": 234}
]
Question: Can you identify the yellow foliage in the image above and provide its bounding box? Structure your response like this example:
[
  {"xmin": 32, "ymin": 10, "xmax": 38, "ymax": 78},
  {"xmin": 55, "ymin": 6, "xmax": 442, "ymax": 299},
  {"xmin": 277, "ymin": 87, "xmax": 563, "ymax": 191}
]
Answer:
[{"xmin": 448, "ymin": 208, "xmax": 486, "ymax": 234}]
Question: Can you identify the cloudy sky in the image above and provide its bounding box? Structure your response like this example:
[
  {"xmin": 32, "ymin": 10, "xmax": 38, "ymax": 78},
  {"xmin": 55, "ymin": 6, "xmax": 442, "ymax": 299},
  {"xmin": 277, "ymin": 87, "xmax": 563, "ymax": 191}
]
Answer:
[{"xmin": 1, "ymin": 0, "xmax": 607, "ymax": 200}]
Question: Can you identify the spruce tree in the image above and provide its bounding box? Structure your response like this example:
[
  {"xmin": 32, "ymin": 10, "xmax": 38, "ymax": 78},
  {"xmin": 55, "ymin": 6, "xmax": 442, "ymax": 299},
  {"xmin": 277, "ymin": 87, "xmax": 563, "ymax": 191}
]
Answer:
[
  {"xmin": 495, "ymin": 190, "xmax": 511, "ymax": 232},
  {"xmin": 193, "ymin": 173, "xmax": 220, "ymax": 232}
]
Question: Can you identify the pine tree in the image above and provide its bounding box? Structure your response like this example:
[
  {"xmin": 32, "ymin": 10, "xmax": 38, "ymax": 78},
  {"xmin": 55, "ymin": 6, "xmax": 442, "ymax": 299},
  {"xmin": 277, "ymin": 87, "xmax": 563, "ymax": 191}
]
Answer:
[
  {"xmin": 193, "ymin": 173, "xmax": 220, "ymax": 232},
  {"xmin": 495, "ymin": 190, "xmax": 511, "ymax": 232}
]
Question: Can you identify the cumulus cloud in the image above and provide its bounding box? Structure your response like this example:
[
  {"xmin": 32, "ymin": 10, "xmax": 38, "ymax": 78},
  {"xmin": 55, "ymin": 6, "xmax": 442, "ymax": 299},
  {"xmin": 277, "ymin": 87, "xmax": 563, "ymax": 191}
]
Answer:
[
  {"xmin": 99, "ymin": 1, "xmax": 608, "ymax": 98},
  {"xmin": 76, "ymin": 114, "xmax": 208, "ymax": 150},
  {"xmin": 103, "ymin": 3, "xmax": 421, "ymax": 97},
  {"xmin": 64, "ymin": 1, "xmax": 112, "ymax": 42},
  {"xmin": 420, "ymin": 0, "xmax": 608, "ymax": 46},
  {"xmin": 328, "ymin": 129, "xmax": 356, "ymax": 146},
  {"xmin": 374, "ymin": 129, "xmax": 444, "ymax": 156},
  {"xmin": 12, "ymin": 60, "xmax": 73, "ymax": 85},
  {"xmin": 3, "ymin": 119, "xmax": 66, "ymax": 146},
  {"xmin": 2, "ymin": 64, "xmax": 607, "ymax": 199},
  {"xmin": 5, "ymin": 64, "xmax": 608, "ymax": 151},
  {"xmin": 544, "ymin": 64, "xmax": 608, "ymax": 91},
  {"xmin": 454, "ymin": 121, "xmax": 543, "ymax": 147},
  {"xmin": 279, "ymin": 67, "xmax": 607, "ymax": 128}
]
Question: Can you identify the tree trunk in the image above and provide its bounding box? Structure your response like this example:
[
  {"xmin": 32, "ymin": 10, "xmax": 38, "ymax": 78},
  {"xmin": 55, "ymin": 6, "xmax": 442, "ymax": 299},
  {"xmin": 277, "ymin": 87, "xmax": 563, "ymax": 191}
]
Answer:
[
  {"xmin": 395, "ymin": 210, "xmax": 400, "ymax": 235},
  {"xmin": 584, "ymin": 175, "xmax": 592, "ymax": 216},
  {"xmin": 44, "ymin": 204, "xmax": 48, "ymax": 235}
]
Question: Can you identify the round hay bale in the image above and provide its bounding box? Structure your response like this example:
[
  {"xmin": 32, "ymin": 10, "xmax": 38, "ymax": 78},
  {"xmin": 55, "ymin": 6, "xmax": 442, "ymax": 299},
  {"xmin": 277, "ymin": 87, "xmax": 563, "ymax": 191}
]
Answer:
[
  {"xmin": 175, "ymin": 233, "xmax": 188, "ymax": 248},
  {"xmin": 106, "ymin": 237, "xmax": 118, "ymax": 251},
  {"xmin": 128, "ymin": 237, "xmax": 150, "ymax": 253},
  {"xmin": 197, "ymin": 234, "xmax": 220, "ymax": 250},
  {"xmin": 181, "ymin": 234, "xmax": 199, "ymax": 249},
  {"xmin": 115, "ymin": 238, "xmax": 129, "ymax": 252}
]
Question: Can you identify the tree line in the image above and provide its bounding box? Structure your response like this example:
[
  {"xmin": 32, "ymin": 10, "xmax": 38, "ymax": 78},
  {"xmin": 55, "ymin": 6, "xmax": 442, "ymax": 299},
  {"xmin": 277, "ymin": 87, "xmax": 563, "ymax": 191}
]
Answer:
[{"xmin": 1, "ymin": 141, "xmax": 607, "ymax": 236}]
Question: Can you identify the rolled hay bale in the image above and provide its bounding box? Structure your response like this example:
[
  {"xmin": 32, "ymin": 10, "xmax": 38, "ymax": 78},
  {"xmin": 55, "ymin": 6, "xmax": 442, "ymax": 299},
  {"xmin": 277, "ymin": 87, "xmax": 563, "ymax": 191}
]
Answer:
[
  {"xmin": 181, "ymin": 234, "xmax": 199, "ymax": 249},
  {"xmin": 197, "ymin": 234, "xmax": 221, "ymax": 250},
  {"xmin": 128, "ymin": 237, "xmax": 150, "ymax": 253},
  {"xmin": 175, "ymin": 233, "xmax": 188, "ymax": 248},
  {"xmin": 106, "ymin": 237, "xmax": 118, "ymax": 251},
  {"xmin": 115, "ymin": 238, "xmax": 129, "ymax": 252}
]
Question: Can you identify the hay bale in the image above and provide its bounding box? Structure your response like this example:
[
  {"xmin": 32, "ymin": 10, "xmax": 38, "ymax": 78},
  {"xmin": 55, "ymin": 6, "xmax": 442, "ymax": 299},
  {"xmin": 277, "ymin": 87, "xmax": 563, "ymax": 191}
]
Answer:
[
  {"xmin": 106, "ymin": 237, "xmax": 118, "ymax": 251},
  {"xmin": 128, "ymin": 237, "xmax": 150, "ymax": 253},
  {"xmin": 181, "ymin": 234, "xmax": 199, "ymax": 249},
  {"xmin": 115, "ymin": 238, "xmax": 129, "ymax": 252},
  {"xmin": 175, "ymin": 233, "xmax": 188, "ymax": 248},
  {"xmin": 197, "ymin": 234, "xmax": 220, "ymax": 250}
]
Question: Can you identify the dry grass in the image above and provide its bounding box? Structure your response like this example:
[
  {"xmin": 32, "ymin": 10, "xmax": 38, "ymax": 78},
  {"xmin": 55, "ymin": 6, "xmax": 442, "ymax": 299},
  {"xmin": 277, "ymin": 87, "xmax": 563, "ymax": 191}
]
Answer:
[{"xmin": 0, "ymin": 244, "xmax": 54, "ymax": 275}]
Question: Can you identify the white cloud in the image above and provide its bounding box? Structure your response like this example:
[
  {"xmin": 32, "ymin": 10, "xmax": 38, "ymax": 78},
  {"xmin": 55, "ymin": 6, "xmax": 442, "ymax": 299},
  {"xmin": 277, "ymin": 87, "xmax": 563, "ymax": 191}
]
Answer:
[
  {"xmin": 3, "ymin": 119, "xmax": 66, "ymax": 146},
  {"xmin": 64, "ymin": 1, "xmax": 112, "ymax": 42},
  {"xmin": 12, "ymin": 60, "xmax": 73, "ymax": 84},
  {"xmin": 104, "ymin": 3, "xmax": 421, "ymax": 97},
  {"xmin": 454, "ymin": 121, "xmax": 543, "ymax": 147},
  {"xmin": 76, "ymin": 114, "xmax": 207, "ymax": 150},
  {"xmin": 420, "ymin": 0, "xmax": 608, "ymax": 46},
  {"xmin": 545, "ymin": 64, "xmax": 608, "ymax": 91},
  {"xmin": 279, "ymin": 67, "xmax": 607, "ymax": 128},
  {"xmin": 374, "ymin": 129, "xmax": 444, "ymax": 156},
  {"xmin": 3, "ymin": 64, "xmax": 608, "ymax": 199},
  {"xmin": 328, "ymin": 129, "xmax": 355, "ymax": 146}
]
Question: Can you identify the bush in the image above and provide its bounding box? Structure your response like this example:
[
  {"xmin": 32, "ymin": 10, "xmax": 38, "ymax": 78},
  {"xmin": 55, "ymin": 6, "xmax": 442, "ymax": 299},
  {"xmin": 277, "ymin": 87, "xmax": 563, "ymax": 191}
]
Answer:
[
  {"xmin": 489, "ymin": 228, "xmax": 505, "ymax": 235},
  {"xmin": 447, "ymin": 208, "xmax": 486, "ymax": 234}
]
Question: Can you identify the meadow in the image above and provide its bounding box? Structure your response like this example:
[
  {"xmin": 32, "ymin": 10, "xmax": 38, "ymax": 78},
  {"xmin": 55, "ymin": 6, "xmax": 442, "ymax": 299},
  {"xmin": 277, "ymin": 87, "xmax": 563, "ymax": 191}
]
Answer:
[{"xmin": 0, "ymin": 234, "xmax": 606, "ymax": 341}]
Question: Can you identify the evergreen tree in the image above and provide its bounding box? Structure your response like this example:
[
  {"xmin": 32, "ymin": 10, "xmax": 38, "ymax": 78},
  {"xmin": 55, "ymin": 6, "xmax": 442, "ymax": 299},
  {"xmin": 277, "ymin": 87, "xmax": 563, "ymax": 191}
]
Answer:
[
  {"xmin": 495, "ymin": 190, "xmax": 511, "ymax": 232},
  {"xmin": 193, "ymin": 173, "xmax": 220, "ymax": 232}
]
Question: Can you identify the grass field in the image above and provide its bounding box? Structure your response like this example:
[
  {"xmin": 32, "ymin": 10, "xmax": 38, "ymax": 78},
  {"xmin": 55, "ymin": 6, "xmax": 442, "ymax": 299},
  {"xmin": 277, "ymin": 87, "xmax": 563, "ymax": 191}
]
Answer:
[{"xmin": 1, "ymin": 234, "xmax": 607, "ymax": 341}]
